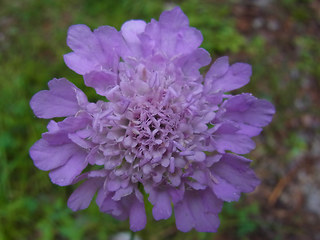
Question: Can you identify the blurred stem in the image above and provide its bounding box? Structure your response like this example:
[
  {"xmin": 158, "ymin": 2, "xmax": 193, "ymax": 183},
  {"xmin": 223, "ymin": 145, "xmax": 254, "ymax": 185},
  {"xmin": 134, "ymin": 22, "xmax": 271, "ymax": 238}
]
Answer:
[{"xmin": 130, "ymin": 231, "xmax": 135, "ymax": 240}]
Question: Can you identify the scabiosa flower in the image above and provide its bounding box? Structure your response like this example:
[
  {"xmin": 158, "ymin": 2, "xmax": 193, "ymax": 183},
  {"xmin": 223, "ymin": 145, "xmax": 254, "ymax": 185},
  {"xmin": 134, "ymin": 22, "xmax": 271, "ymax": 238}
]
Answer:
[{"xmin": 30, "ymin": 7, "xmax": 275, "ymax": 232}]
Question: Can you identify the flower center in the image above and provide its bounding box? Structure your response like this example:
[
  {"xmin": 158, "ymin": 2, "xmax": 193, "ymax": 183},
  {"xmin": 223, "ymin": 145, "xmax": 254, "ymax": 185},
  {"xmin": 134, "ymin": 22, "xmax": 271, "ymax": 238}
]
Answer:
[{"xmin": 123, "ymin": 101, "xmax": 180, "ymax": 165}]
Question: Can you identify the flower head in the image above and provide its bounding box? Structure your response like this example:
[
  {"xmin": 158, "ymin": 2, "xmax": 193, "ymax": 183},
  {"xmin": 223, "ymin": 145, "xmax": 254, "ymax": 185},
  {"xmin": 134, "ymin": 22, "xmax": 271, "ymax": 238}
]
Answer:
[{"xmin": 30, "ymin": 7, "xmax": 275, "ymax": 232}]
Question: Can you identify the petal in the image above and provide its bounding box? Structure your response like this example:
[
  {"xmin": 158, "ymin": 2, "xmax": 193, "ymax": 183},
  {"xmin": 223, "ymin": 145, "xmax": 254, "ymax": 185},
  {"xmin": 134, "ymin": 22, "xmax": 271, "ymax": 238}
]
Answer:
[
  {"xmin": 212, "ymin": 176, "xmax": 241, "ymax": 201},
  {"xmin": 98, "ymin": 191, "xmax": 127, "ymax": 220},
  {"xmin": 145, "ymin": 187, "xmax": 172, "ymax": 220},
  {"xmin": 206, "ymin": 56, "xmax": 229, "ymax": 79},
  {"xmin": 160, "ymin": 27, "xmax": 202, "ymax": 58},
  {"xmin": 221, "ymin": 93, "xmax": 275, "ymax": 127},
  {"xmin": 177, "ymin": 48, "xmax": 211, "ymax": 77},
  {"xmin": 159, "ymin": 7, "xmax": 189, "ymax": 30},
  {"xmin": 93, "ymin": 26, "xmax": 124, "ymax": 70},
  {"xmin": 65, "ymin": 24, "xmax": 122, "ymax": 75},
  {"xmin": 142, "ymin": 7, "xmax": 202, "ymax": 58},
  {"xmin": 65, "ymin": 24, "xmax": 102, "ymax": 74},
  {"xmin": 129, "ymin": 197, "xmax": 147, "ymax": 232},
  {"xmin": 29, "ymin": 139, "xmax": 78, "ymax": 171},
  {"xmin": 174, "ymin": 198, "xmax": 194, "ymax": 232},
  {"xmin": 213, "ymin": 123, "xmax": 256, "ymax": 154},
  {"xmin": 67, "ymin": 24, "xmax": 96, "ymax": 53},
  {"xmin": 121, "ymin": 20, "xmax": 146, "ymax": 56},
  {"xmin": 30, "ymin": 78, "xmax": 86, "ymax": 118},
  {"xmin": 42, "ymin": 114, "xmax": 91, "ymax": 145},
  {"xmin": 206, "ymin": 57, "xmax": 252, "ymax": 92},
  {"xmin": 84, "ymin": 71, "xmax": 118, "ymax": 96},
  {"xmin": 235, "ymin": 123, "xmax": 263, "ymax": 137},
  {"xmin": 211, "ymin": 153, "xmax": 260, "ymax": 201},
  {"xmin": 174, "ymin": 190, "xmax": 222, "ymax": 232},
  {"xmin": 213, "ymin": 133, "xmax": 255, "ymax": 154},
  {"xmin": 67, "ymin": 178, "xmax": 103, "ymax": 211},
  {"xmin": 49, "ymin": 149, "xmax": 88, "ymax": 186},
  {"xmin": 64, "ymin": 52, "xmax": 97, "ymax": 75}
]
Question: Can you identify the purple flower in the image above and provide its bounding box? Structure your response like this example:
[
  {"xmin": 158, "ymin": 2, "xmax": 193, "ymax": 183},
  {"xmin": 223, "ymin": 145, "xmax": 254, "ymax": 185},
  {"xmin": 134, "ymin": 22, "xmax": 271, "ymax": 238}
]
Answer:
[{"xmin": 29, "ymin": 7, "xmax": 275, "ymax": 232}]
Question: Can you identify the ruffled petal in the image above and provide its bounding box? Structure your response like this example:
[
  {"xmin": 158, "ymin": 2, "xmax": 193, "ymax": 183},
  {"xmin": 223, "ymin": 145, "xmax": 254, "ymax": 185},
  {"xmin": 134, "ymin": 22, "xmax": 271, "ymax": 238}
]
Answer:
[
  {"xmin": 30, "ymin": 78, "xmax": 86, "ymax": 118},
  {"xmin": 97, "ymin": 191, "xmax": 127, "ymax": 219},
  {"xmin": 176, "ymin": 48, "xmax": 211, "ymax": 77},
  {"xmin": 121, "ymin": 20, "xmax": 146, "ymax": 57},
  {"xmin": 211, "ymin": 153, "xmax": 260, "ymax": 201},
  {"xmin": 129, "ymin": 196, "xmax": 147, "ymax": 232},
  {"xmin": 65, "ymin": 24, "xmax": 122, "ymax": 75},
  {"xmin": 174, "ymin": 190, "xmax": 222, "ymax": 232},
  {"xmin": 159, "ymin": 7, "xmax": 189, "ymax": 30},
  {"xmin": 84, "ymin": 71, "xmax": 118, "ymax": 96},
  {"xmin": 212, "ymin": 123, "xmax": 256, "ymax": 154},
  {"xmin": 49, "ymin": 149, "xmax": 88, "ymax": 186},
  {"xmin": 68, "ymin": 178, "xmax": 104, "ymax": 211},
  {"xmin": 221, "ymin": 93, "xmax": 275, "ymax": 127},
  {"xmin": 29, "ymin": 139, "xmax": 78, "ymax": 171},
  {"xmin": 206, "ymin": 57, "xmax": 252, "ymax": 92},
  {"xmin": 145, "ymin": 186, "xmax": 172, "ymax": 220},
  {"xmin": 142, "ymin": 7, "xmax": 203, "ymax": 58},
  {"xmin": 64, "ymin": 52, "xmax": 97, "ymax": 75},
  {"xmin": 42, "ymin": 113, "xmax": 91, "ymax": 145},
  {"xmin": 205, "ymin": 56, "xmax": 229, "ymax": 79}
]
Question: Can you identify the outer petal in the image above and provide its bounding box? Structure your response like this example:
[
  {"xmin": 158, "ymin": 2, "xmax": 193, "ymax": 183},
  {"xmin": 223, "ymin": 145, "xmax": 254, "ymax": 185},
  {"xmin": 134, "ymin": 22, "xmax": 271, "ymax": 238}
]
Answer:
[
  {"xmin": 68, "ymin": 178, "xmax": 104, "ymax": 211},
  {"xmin": 142, "ymin": 7, "xmax": 203, "ymax": 58},
  {"xmin": 97, "ymin": 191, "xmax": 127, "ymax": 219},
  {"xmin": 211, "ymin": 153, "xmax": 260, "ymax": 202},
  {"xmin": 64, "ymin": 24, "xmax": 122, "ymax": 75},
  {"xmin": 212, "ymin": 123, "xmax": 256, "ymax": 154},
  {"xmin": 64, "ymin": 52, "xmax": 97, "ymax": 75},
  {"xmin": 84, "ymin": 71, "xmax": 118, "ymax": 96},
  {"xmin": 49, "ymin": 149, "xmax": 88, "ymax": 186},
  {"xmin": 121, "ymin": 20, "xmax": 146, "ymax": 57},
  {"xmin": 160, "ymin": 27, "xmax": 202, "ymax": 58},
  {"xmin": 205, "ymin": 56, "xmax": 229, "ymax": 79},
  {"xmin": 174, "ymin": 190, "xmax": 222, "ymax": 232},
  {"xmin": 66, "ymin": 24, "xmax": 96, "ymax": 53},
  {"xmin": 29, "ymin": 139, "xmax": 78, "ymax": 171},
  {"xmin": 159, "ymin": 7, "xmax": 189, "ymax": 30},
  {"xmin": 30, "ymin": 78, "xmax": 87, "ymax": 119},
  {"xmin": 129, "ymin": 197, "xmax": 147, "ymax": 232},
  {"xmin": 65, "ymin": 24, "xmax": 101, "ymax": 74},
  {"xmin": 177, "ymin": 48, "xmax": 211, "ymax": 77},
  {"xmin": 145, "ymin": 186, "xmax": 172, "ymax": 220},
  {"xmin": 42, "ymin": 113, "xmax": 91, "ymax": 145},
  {"xmin": 94, "ymin": 26, "xmax": 125, "ymax": 70},
  {"xmin": 221, "ymin": 93, "xmax": 275, "ymax": 127},
  {"xmin": 206, "ymin": 57, "xmax": 252, "ymax": 92}
]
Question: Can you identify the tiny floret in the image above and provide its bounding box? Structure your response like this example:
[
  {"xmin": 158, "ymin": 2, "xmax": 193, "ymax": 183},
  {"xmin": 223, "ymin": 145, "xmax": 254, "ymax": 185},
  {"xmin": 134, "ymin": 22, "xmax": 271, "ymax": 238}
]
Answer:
[{"xmin": 30, "ymin": 7, "xmax": 275, "ymax": 232}]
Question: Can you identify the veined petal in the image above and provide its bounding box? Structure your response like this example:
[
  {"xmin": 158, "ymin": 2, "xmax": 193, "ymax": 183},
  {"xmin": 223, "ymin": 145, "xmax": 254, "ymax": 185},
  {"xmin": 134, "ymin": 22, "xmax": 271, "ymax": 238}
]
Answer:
[
  {"xmin": 30, "ymin": 78, "xmax": 87, "ymax": 118},
  {"xmin": 213, "ymin": 123, "xmax": 256, "ymax": 154},
  {"xmin": 145, "ymin": 186, "xmax": 172, "ymax": 220},
  {"xmin": 206, "ymin": 57, "xmax": 252, "ymax": 92},
  {"xmin": 174, "ymin": 190, "xmax": 222, "ymax": 232},
  {"xmin": 68, "ymin": 178, "xmax": 104, "ymax": 211},
  {"xmin": 221, "ymin": 93, "xmax": 275, "ymax": 127},
  {"xmin": 129, "ymin": 196, "xmax": 147, "ymax": 232},
  {"xmin": 84, "ymin": 71, "xmax": 118, "ymax": 96},
  {"xmin": 49, "ymin": 149, "xmax": 88, "ymax": 186},
  {"xmin": 29, "ymin": 139, "xmax": 78, "ymax": 171},
  {"xmin": 211, "ymin": 153, "xmax": 260, "ymax": 201},
  {"xmin": 159, "ymin": 7, "xmax": 189, "ymax": 30},
  {"xmin": 121, "ymin": 20, "xmax": 146, "ymax": 57},
  {"xmin": 65, "ymin": 24, "xmax": 122, "ymax": 75}
]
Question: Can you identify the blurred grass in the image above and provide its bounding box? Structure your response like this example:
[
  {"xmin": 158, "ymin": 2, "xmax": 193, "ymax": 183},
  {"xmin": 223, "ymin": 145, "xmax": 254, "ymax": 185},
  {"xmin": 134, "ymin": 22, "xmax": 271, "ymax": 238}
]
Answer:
[{"xmin": 0, "ymin": 0, "xmax": 319, "ymax": 239}]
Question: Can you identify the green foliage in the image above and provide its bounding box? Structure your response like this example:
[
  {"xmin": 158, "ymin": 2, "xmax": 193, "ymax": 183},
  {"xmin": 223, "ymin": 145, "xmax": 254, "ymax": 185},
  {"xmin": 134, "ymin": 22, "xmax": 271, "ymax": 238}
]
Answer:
[{"xmin": 220, "ymin": 201, "xmax": 260, "ymax": 239}]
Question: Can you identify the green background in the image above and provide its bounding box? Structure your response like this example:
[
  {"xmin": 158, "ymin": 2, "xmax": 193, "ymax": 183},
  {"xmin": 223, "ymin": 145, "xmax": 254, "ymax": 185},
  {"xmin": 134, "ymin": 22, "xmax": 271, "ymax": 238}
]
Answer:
[{"xmin": 1, "ymin": 0, "xmax": 319, "ymax": 239}]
